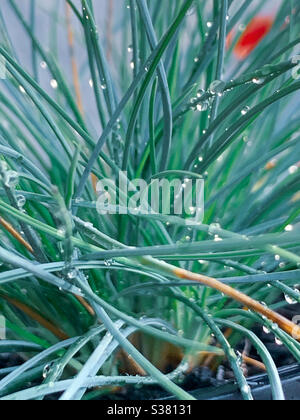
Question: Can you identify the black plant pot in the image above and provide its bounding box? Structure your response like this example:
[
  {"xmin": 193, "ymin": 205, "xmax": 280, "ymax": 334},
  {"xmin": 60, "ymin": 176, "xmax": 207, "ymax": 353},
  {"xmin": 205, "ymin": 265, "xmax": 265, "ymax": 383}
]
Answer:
[{"xmin": 163, "ymin": 364, "xmax": 300, "ymax": 401}]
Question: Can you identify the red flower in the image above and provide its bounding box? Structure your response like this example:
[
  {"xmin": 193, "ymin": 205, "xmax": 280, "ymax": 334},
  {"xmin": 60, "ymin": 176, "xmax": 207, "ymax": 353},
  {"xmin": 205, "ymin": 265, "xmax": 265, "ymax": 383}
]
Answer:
[{"xmin": 234, "ymin": 16, "xmax": 273, "ymax": 59}]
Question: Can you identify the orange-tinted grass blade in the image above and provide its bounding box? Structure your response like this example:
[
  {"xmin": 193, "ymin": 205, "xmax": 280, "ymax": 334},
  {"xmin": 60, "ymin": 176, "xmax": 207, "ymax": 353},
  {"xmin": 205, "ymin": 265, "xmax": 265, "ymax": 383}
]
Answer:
[
  {"xmin": 0, "ymin": 217, "xmax": 34, "ymax": 254},
  {"xmin": 76, "ymin": 295, "xmax": 95, "ymax": 317},
  {"xmin": 1, "ymin": 295, "xmax": 69, "ymax": 341},
  {"xmin": 173, "ymin": 267, "xmax": 300, "ymax": 342},
  {"xmin": 91, "ymin": 173, "xmax": 98, "ymax": 194},
  {"xmin": 117, "ymin": 346, "xmax": 147, "ymax": 377},
  {"xmin": 243, "ymin": 355, "xmax": 266, "ymax": 372}
]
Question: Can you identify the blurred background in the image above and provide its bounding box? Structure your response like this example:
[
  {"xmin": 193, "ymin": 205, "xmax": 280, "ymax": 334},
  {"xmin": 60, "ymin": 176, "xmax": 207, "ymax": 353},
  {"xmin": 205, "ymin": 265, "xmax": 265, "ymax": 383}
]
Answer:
[{"xmin": 0, "ymin": 0, "xmax": 288, "ymax": 133}]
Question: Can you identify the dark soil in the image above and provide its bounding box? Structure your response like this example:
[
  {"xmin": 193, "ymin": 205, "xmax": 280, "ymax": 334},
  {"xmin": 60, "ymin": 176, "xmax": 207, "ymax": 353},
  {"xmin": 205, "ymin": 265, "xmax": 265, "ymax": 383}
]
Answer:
[
  {"xmin": 93, "ymin": 304, "xmax": 300, "ymax": 400},
  {"xmin": 0, "ymin": 353, "xmax": 23, "ymax": 370},
  {"xmin": 1, "ymin": 302, "xmax": 299, "ymax": 400}
]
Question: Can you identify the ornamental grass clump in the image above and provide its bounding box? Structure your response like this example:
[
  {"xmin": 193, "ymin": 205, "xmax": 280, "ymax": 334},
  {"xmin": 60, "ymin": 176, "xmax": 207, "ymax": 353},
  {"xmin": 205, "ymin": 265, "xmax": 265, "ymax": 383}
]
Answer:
[{"xmin": 0, "ymin": 0, "xmax": 299, "ymax": 401}]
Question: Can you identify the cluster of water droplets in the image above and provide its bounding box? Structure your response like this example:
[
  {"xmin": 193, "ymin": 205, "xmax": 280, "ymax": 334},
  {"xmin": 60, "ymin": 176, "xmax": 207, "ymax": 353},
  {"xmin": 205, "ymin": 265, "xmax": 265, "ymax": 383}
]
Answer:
[
  {"xmin": 66, "ymin": 267, "xmax": 79, "ymax": 281},
  {"xmin": 261, "ymin": 319, "xmax": 286, "ymax": 347},
  {"xmin": 190, "ymin": 80, "xmax": 228, "ymax": 113},
  {"xmin": 208, "ymin": 222, "xmax": 224, "ymax": 242},
  {"xmin": 104, "ymin": 259, "xmax": 115, "ymax": 267}
]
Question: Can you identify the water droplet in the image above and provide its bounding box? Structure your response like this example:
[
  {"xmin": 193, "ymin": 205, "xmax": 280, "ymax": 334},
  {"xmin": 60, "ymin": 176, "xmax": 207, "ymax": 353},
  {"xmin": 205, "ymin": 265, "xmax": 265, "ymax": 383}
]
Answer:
[
  {"xmin": 127, "ymin": 44, "xmax": 133, "ymax": 53},
  {"xmin": 275, "ymin": 337, "xmax": 283, "ymax": 346},
  {"xmin": 208, "ymin": 223, "xmax": 221, "ymax": 235},
  {"xmin": 289, "ymin": 165, "xmax": 298, "ymax": 174},
  {"xmin": 263, "ymin": 326, "xmax": 270, "ymax": 334},
  {"xmin": 100, "ymin": 83, "xmax": 107, "ymax": 90},
  {"xmin": 209, "ymin": 80, "xmax": 226, "ymax": 95},
  {"xmin": 4, "ymin": 171, "xmax": 19, "ymax": 188},
  {"xmin": 43, "ymin": 364, "xmax": 51, "ymax": 379},
  {"xmin": 197, "ymin": 88, "xmax": 205, "ymax": 98},
  {"xmin": 50, "ymin": 79, "xmax": 58, "ymax": 89},
  {"xmin": 279, "ymin": 262, "xmax": 286, "ymax": 269},
  {"xmin": 241, "ymin": 106, "xmax": 250, "ymax": 115},
  {"xmin": 214, "ymin": 235, "xmax": 223, "ymax": 242},
  {"xmin": 16, "ymin": 194, "xmax": 26, "ymax": 209},
  {"xmin": 189, "ymin": 206, "xmax": 196, "ymax": 215},
  {"xmin": 89, "ymin": 79, "xmax": 93, "ymax": 88},
  {"xmin": 252, "ymin": 78, "xmax": 264, "ymax": 85},
  {"xmin": 67, "ymin": 268, "xmax": 78, "ymax": 280},
  {"xmin": 207, "ymin": 21, "xmax": 213, "ymax": 28},
  {"xmin": 285, "ymin": 294, "xmax": 297, "ymax": 305},
  {"xmin": 196, "ymin": 102, "xmax": 208, "ymax": 112},
  {"xmin": 285, "ymin": 224, "xmax": 293, "ymax": 232},
  {"xmin": 19, "ymin": 85, "xmax": 26, "ymax": 94},
  {"xmin": 40, "ymin": 61, "xmax": 47, "ymax": 69}
]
